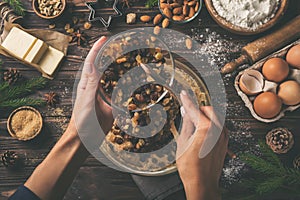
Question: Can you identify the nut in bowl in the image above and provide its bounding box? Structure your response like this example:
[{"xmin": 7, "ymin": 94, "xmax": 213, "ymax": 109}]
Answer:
[
  {"xmin": 159, "ymin": 0, "xmax": 202, "ymax": 23},
  {"xmin": 33, "ymin": 0, "xmax": 66, "ymax": 19},
  {"xmin": 7, "ymin": 106, "xmax": 43, "ymax": 141}
]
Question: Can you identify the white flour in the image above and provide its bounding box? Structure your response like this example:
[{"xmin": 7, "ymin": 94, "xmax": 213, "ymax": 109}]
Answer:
[{"xmin": 212, "ymin": 0, "xmax": 280, "ymax": 30}]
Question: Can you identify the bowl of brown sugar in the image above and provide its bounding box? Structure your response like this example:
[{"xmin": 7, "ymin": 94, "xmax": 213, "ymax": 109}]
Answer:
[{"xmin": 7, "ymin": 106, "xmax": 43, "ymax": 141}]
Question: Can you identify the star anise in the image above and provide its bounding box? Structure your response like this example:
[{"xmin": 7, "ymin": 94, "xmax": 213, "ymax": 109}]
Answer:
[
  {"xmin": 71, "ymin": 29, "xmax": 87, "ymax": 46},
  {"xmin": 44, "ymin": 92, "xmax": 59, "ymax": 107}
]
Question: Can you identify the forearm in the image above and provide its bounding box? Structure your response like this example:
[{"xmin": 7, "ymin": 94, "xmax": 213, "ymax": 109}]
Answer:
[
  {"xmin": 183, "ymin": 181, "xmax": 221, "ymax": 200},
  {"xmin": 24, "ymin": 121, "xmax": 89, "ymax": 200}
]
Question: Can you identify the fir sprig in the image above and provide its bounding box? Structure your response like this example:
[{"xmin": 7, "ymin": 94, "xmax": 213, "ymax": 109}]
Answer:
[
  {"xmin": 238, "ymin": 140, "xmax": 300, "ymax": 198},
  {"xmin": 3, "ymin": 0, "xmax": 25, "ymax": 16},
  {"xmin": 0, "ymin": 77, "xmax": 47, "ymax": 102},
  {"xmin": 145, "ymin": 0, "xmax": 158, "ymax": 8},
  {"xmin": 0, "ymin": 98, "xmax": 45, "ymax": 108}
]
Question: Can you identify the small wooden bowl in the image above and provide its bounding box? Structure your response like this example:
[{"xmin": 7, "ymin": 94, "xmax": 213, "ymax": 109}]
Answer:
[
  {"xmin": 204, "ymin": 0, "xmax": 289, "ymax": 35},
  {"xmin": 7, "ymin": 106, "xmax": 43, "ymax": 141},
  {"xmin": 32, "ymin": 0, "xmax": 66, "ymax": 20}
]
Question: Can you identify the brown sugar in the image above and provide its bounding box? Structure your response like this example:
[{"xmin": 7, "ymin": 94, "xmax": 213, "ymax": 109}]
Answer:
[{"xmin": 10, "ymin": 109, "xmax": 42, "ymax": 140}]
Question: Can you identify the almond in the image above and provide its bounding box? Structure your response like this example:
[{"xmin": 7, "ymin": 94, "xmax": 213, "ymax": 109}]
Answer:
[
  {"xmin": 172, "ymin": 15, "xmax": 184, "ymax": 21},
  {"xmin": 160, "ymin": 3, "xmax": 170, "ymax": 9},
  {"xmin": 183, "ymin": 4, "xmax": 189, "ymax": 16},
  {"xmin": 189, "ymin": 7, "xmax": 195, "ymax": 18},
  {"xmin": 185, "ymin": 38, "xmax": 192, "ymax": 50},
  {"xmin": 160, "ymin": 0, "xmax": 166, "ymax": 3},
  {"xmin": 188, "ymin": 0, "xmax": 196, "ymax": 6},
  {"xmin": 195, "ymin": 1, "xmax": 200, "ymax": 12},
  {"xmin": 173, "ymin": 7, "xmax": 182, "ymax": 15},
  {"xmin": 153, "ymin": 26, "xmax": 161, "ymax": 35},
  {"xmin": 163, "ymin": 8, "xmax": 173, "ymax": 19},
  {"xmin": 162, "ymin": 18, "xmax": 170, "ymax": 28},
  {"xmin": 140, "ymin": 15, "xmax": 152, "ymax": 23},
  {"xmin": 170, "ymin": 3, "xmax": 180, "ymax": 8},
  {"xmin": 153, "ymin": 14, "xmax": 163, "ymax": 25}
]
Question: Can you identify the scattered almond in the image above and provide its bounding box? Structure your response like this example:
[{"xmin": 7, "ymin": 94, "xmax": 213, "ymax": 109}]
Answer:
[
  {"xmin": 185, "ymin": 38, "xmax": 193, "ymax": 50},
  {"xmin": 153, "ymin": 14, "xmax": 163, "ymax": 25},
  {"xmin": 163, "ymin": 8, "xmax": 173, "ymax": 19},
  {"xmin": 162, "ymin": 18, "xmax": 170, "ymax": 28},
  {"xmin": 153, "ymin": 26, "xmax": 161, "ymax": 35},
  {"xmin": 140, "ymin": 15, "xmax": 152, "ymax": 23}
]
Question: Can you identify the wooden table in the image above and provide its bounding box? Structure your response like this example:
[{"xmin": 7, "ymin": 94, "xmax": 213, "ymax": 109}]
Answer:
[{"xmin": 0, "ymin": 1, "xmax": 299, "ymax": 199}]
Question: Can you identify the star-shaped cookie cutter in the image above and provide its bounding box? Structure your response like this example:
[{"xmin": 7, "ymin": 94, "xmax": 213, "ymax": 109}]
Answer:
[{"xmin": 86, "ymin": 0, "xmax": 122, "ymax": 28}]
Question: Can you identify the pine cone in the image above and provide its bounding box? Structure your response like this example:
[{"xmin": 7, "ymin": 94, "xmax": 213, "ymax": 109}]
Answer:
[
  {"xmin": 266, "ymin": 128, "xmax": 294, "ymax": 154},
  {"xmin": 293, "ymin": 155, "xmax": 300, "ymax": 170},
  {"xmin": 1, "ymin": 150, "xmax": 19, "ymax": 167},
  {"xmin": 3, "ymin": 68, "xmax": 22, "ymax": 85}
]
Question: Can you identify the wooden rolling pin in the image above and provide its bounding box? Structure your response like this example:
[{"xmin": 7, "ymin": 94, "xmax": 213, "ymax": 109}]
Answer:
[{"xmin": 222, "ymin": 15, "xmax": 300, "ymax": 74}]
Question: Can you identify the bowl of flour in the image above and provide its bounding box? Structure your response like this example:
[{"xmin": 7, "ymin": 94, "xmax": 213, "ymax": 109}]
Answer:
[{"xmin": 205, "ymin": 0, "xmax": 289, "ymax": 35}]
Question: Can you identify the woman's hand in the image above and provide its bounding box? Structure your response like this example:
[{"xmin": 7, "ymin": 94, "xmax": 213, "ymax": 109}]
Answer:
[
  {"xmin": 70, "ymin": 36, "xmax": 113, "ymax": 143},
  {"xmin": 23, "ymin": 37, "xmax": 113, "ymax": 200},
  {"xmin": 176, "ymin": 90, "xmax": 228, "ymax": 200}
]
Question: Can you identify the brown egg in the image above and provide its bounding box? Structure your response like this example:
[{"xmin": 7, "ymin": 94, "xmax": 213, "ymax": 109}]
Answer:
[
  {"xmin": 262, "ymin": 58, "xmax": 289, "ymax": 82},
  {"xmin": 286, "ymin": 44, "xmax": 300, "ymax": 69},
  {"xmin": 278, "ymin": 80, "xmax": 300, "ymax": 105},
  {"xmin": 253, "ymin": 92, "xmax": 282, "ymax": 119}
]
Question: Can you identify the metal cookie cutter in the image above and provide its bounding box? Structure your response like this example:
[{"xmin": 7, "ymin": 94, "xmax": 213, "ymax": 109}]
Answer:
[{"xmin": 86, "ymin": 0, "xmax": 122, "ymax": 28}]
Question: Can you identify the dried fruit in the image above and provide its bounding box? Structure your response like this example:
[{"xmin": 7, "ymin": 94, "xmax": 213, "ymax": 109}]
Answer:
[
  {"xmin": 140, "ymin": 15, "xmax": 152, "ymax": 23},
  {"xmin": 185, "ymin": 38, "xmax": 193, "ymax": 50},
  {"xmin": 162, "ymin": 18, "xmax": 170, "ymax": 28},
  {"xmin": 83, "ymin": 22, "xmax": 92, "ymax": 30},
  {"xmin": 189, "ymin": 7, "xmax": 195, "ymax": 18},
  {"xmin": 153, "ymin": 26, "xmax": 161, "ymax": 35},
  {"xmin": 153, "ymin": 14, "xmax": 163, "ymax": 25}
]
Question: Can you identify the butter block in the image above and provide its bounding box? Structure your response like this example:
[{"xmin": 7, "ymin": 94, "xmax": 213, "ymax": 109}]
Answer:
[
  {"xmin": 1, "ymin": 27, "xmax": 37, "ymax": 59},
  {"xmin": 25, "ymin": 39, "xmax": 48, "ymax": 64},
  {"xmin": 39, "ymin": 46, "xmax": 64, "ymax": 76}
]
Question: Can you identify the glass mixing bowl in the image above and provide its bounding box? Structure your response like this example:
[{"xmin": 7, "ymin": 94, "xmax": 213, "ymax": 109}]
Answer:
[{"xmin": 95, "ymin": 28, "xmax": 175, "ymax": 113}]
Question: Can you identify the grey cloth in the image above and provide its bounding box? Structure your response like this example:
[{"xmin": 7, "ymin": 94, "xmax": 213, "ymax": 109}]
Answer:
[{"xmin": 131, "ymin": 173, "xmax": 183, "ymax": 200}]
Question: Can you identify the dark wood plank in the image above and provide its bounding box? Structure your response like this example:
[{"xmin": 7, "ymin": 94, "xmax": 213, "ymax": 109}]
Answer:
[{"xmin": 0, "ymin": 0, "xmax": 299, "ymax": 199}]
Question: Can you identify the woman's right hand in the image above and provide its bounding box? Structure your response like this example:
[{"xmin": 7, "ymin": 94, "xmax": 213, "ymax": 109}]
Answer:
[{"xmin": 176, "ymin": 90, "xmax": 228, "ymax": 200}]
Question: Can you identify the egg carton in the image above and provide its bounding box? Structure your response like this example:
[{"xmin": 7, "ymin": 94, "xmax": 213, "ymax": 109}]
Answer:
[{"xmin": 234, "ymin": 39, "xmax": 300, "ymax": 123}]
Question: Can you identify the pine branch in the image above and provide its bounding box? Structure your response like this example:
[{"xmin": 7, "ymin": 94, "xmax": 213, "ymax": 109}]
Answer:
[
  {"xmin": 3, "ymin": 0, "xmax": 25, "ymax": 16},
  {"xmin": 145, "ymin": 0, "xmax": 158, "ymax": 8},
  {"xmin": 255, "ymin": 176, "xmax": 284, "ymax": 194},
  {"xmin": 0, "ymin": 77, "xmax": 47, "ymax": 102},
  {"xmin": 0, "ymin": 98, "xmax": 45, "ymax": 108},
  {"xmin": 0, "ymin": 82, "xmax": 9, "ymax": 91}
]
